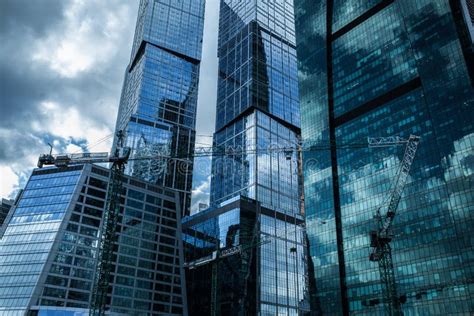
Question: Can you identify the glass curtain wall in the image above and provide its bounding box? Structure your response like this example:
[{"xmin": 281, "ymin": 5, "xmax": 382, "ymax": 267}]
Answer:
[
  {"xmin": 207, "ymin": 0, "xmax": 307, "ymax": 314},
  {"xmin": 295, "ymin": 0, "xmax": 474, "ymax": 314},
  {"xmin": 0, "ymin": 167, "xmax": 83, "ymax": 315},
  {"xmin": 112, "ymin": 0, "xmax": 205, "ymax": 216},
  {"xmin": 211, "ymin": 0, "xmax": 301, "ymax": 216}
]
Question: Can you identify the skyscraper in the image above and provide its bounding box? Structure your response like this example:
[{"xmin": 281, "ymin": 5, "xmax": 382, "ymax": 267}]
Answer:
[
  {"xmin": 113, "ymin": 0, "xmax": 206, "ymax": 216},
  {"xmin": 210, "ymin": 0, "xmax": 301, "ymax": 213},
  {"xmin": 183, "ymin": 0, "xmax": 309, "ymax": 314},
  {"xmin": 0, "ymin": 164, "xmax": 187, "ymax": 315},
  {"xmin": 295, "ymin": 0, "xmax": 474, "ymax": 314}
]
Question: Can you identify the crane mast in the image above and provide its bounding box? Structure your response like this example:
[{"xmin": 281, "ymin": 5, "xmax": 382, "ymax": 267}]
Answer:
[
  {"xmin": 368, "ymin": 135, "xmax": 420, "ymax": 316},
  {"xmin": 90, "ymin": 157, "xmax": 126, "ymax": 315}
]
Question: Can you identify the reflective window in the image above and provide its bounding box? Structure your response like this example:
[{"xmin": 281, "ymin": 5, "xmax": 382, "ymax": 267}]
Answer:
[
  {"xmin": 0, "ymin": 169, "xmax": 81, "ymax": 314},
  {"xmin": 113, "ymin": 0, "xmax": 205, "ymax": 215},
  {"xmin": 296, "ymin": 0, "xmax": 474, "ymax": 314}
]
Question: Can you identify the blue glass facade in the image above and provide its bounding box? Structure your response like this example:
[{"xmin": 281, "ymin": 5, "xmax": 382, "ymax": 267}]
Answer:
[
  {"xmin": 211, "ymin": 0, "xmax": 301, "ymax": 214},
  {"xmin": 183, "ymin": 201, "xmax": 257, "ymax": 315},
  {"xmin": 295, "ymin": 0, "xmax": 474, "ymax": 314},
  {"xmin": 0, "ymin": 165, "xmax": 186, "ymax": 315},
  {"xmin": 185, "ymin": 0, "xmax": 308, "ymax": 314},
  {"xmin": 183, "ymin": 197, "xmax": 308, "ymax": 315},
  {"xmin": 113, "ymin": 0, "xmax": 205, "ymax": 216},
  {"xmin": 212, "ymin": 111, "xmax": 301, "ymax": 214},
  {"xmin": 0, "ymin": 167, "xmax": 82, "ymax": 315}
]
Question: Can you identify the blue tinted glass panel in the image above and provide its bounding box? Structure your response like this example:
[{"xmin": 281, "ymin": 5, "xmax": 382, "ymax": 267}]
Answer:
[{"xmin": 0, "ymin": 169, "xmax": 81, "ymax": 314}]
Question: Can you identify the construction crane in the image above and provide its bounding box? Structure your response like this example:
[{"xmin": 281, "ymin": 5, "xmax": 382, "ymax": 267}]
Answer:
[
  {"xmin": 35, "ymin": 136, "xmax": 358, "ymax": 315},
  {"xmin": 36, "ymin": 134, "xmax": 414, "ymax": 315},
  {"xmin": 37, "ymin": 131, "xmax": 130, "ymax": 316},
  {"xmin": 368, "ymin": 135, "xmax": 421, "ymax": 316}
]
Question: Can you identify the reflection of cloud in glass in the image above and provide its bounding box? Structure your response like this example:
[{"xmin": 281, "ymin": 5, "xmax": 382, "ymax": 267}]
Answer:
[{"xmin": 443, "ymin": 132, "xmax": 474, "ymax": 220}]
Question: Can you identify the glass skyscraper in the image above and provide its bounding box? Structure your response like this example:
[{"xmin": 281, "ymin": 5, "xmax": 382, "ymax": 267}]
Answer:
[
  {"xmin": 183, "ymin": 0, "xmax": 309, "ymax": 315},
  {"xmin": 295, "ymin": 0, "xmax": 474, "ymax": 314},
  {"xmin": 113, "ymin": 0, "xmax": 205, "ymax": 216},
  {"xmin": 0, "ymin": 165, "xmax": 186, "ymax": 315},
  {"xmin": 210, "ymin": 0, "xmax": 301, "ymax": 212}
]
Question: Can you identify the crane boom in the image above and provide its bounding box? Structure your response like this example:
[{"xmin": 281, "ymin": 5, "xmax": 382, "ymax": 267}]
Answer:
[
  {"xmin": 379, "ymin": 136, "xmax": 420, "ymax": 236},
  {"xmin": 37, "ymin": 151, "xmax": 129, "ymax": 168},
  {"xmin": 368, "ymin": 135, "xmax": 421, "ymax": 316},
  {"xmin": 369, "ymin": 135, "xmax": 420, "ymax": 260}
]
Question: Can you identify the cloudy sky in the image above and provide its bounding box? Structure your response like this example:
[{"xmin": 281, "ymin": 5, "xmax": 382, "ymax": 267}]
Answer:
[{"xmin": 0, "ymin": 0, "xmax": 219, "ymax": 212}]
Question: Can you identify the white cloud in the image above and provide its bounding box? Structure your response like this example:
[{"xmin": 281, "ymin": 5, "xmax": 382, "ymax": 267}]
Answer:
[
  {"xmin": 32, "ymin": 0, "xmax": 133, "ymax": 78},
  {"xmin": 0, "ymin": 166, "xmax": 20, "ymax": 199},
  {"xmin": 444, "ymin": 132, "xmax": 474, "ymax": 220},
  {"xmin": 34, "ymin": 101, "xmax": 113, "ymax": 153},
  {"xmin": 0, "ymin": 1, "xmax": 140, "ymax": 199},
  {"xmin": 191, "ymin": 175, "xmax": 211, "ymax": 214},
  {"xmin": 66, "ymin": 143, "xmax": 84, "ymax": 154}
]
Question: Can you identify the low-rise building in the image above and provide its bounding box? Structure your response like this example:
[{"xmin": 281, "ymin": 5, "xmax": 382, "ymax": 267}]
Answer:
[{"xmin": 0, "ymin": 164, "xmax": 186, "ymax": 315}]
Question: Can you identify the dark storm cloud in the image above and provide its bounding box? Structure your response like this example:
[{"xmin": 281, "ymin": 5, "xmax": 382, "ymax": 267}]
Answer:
[
  {"xmin": 0, "ymin": 0, "xmax": 139, "ymax": 151},
  {"xmin": 0, "ymin": 52, "xmax": 51, "ymax": 127},
  {"xmin": 0, "ymin": 0, "xmax": 138, "ymax": 131},
  {"xmin": 0, "ymin": 0, "xmax": 66, "ymax": 37},
  {"xmin": 0, "ymin": 0, "xmax": 139, "ymax": 197},
  {"xmin": 0, "ymin": 131, "xmax": 42, "ymax": 162},
  {"xmin": 0, "ymin": 0, "xmax": 66, "ymax": 127}
]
